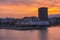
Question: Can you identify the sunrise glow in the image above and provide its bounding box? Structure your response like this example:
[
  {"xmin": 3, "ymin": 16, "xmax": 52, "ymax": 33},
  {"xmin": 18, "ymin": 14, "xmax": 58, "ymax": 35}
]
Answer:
[{"xmin": 0, "ymin": 0, "xmax": 60, "ymax": 18}]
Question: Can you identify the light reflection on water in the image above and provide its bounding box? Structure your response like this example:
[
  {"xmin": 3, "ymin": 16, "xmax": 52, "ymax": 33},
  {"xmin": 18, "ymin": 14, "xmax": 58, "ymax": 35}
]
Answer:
[{"xmin": 0, "ymin": 26, "xmax": 60, "ymax": 40}]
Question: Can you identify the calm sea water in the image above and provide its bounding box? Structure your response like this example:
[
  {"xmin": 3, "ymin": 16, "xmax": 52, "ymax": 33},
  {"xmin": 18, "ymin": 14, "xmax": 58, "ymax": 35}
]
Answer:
[{"xmin": 0, "ymin": 26, "xmax": 60, "ymax": 40}]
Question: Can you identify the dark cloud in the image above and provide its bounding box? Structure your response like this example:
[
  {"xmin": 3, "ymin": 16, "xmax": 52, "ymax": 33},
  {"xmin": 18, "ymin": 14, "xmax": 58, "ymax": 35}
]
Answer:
[
  {"xmin": 0, "ymin": 0, "xmax": 60, "ymax": 7},
  {"xmin": 0, "ymin": 0, "xmax": 32, "ymax": 4}
]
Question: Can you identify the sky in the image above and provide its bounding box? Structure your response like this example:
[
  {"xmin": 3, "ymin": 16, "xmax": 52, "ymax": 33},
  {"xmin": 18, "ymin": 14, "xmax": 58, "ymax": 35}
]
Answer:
[{"xmin": 0, "ymin": 0, "xmax": 60, "ymax": 18}]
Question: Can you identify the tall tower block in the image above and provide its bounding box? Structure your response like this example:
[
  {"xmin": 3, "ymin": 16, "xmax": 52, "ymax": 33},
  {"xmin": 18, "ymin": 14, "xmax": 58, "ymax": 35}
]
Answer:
[
  {"xmin": 38, "ymin": 7, "xmax": 48, "ymax": 21},
  {"xmin": 38, "ymin": 7, "xmax": 49, "ymax": 26}
]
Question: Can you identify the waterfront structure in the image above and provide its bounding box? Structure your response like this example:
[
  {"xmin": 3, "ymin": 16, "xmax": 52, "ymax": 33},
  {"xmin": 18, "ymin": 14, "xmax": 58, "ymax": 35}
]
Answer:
[
  {"xmin": 38, "ymin": 7, "xmax": 48, "ymax": 21},
  {"xmin": 38, "ymin": 7, "xmax": 49, "ymax": 26},
  {"xmin": 0, "ymin": 7, "xmax": 49, "ymax": 27}
]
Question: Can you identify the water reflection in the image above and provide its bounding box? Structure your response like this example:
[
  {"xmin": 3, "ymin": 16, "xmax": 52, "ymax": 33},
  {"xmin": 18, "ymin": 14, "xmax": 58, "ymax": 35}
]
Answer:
[
  {"xmin": 39, "ymin": 27, "xmax": 48, "ymax": 40},
  {"xmin": 0, "ymin": 26, "xmax": 60, "ymax": 40}
]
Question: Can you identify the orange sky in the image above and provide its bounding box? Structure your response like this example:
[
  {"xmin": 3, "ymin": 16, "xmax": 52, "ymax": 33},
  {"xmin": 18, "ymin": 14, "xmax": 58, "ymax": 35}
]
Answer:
[{"xmin": 0, "ymin": 0, "xmax": 60, "ymax": 18}]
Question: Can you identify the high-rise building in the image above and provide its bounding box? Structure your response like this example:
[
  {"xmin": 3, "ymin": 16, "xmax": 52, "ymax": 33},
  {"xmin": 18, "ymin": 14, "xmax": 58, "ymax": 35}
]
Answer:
[{"xmin": 38, "ymin": 7, "xmax": 48, "ymax": 21}]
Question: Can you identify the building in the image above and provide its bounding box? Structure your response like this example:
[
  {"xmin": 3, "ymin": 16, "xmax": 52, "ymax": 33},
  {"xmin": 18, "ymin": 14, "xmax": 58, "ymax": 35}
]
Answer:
[
  {"xmin": 38, "ymin": 7, "xmax": 49, "ymax": 26},
  {"xmin": 38, "ymin": 7, "xmax": 48, "ymax": 21}
]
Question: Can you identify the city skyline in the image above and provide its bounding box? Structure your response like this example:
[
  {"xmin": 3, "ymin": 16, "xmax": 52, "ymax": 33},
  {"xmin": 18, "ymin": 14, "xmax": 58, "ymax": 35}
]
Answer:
[{"xmin": 0, "ymin": 0, "xmax": 60, "ymax": 18}]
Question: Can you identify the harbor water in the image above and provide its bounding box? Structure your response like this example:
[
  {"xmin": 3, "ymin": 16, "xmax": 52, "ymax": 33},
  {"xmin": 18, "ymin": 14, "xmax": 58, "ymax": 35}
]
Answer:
[{"xmin": 0, "ymin": 26, "xmax": 60, "ymax": 40}]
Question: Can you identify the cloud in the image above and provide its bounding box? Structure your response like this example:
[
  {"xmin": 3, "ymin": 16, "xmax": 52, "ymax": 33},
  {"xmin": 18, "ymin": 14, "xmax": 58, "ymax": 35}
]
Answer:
[
  {"xmin": 0, "ymin": 0, "xmax": 32, "ymax": 5},
  {"xmin": 0, "ymin": 0, "xmax": 60, "ymax": 18},
  {"xmin": 0, "ymin": 0, "xmax": 60, "ymax": 7}
]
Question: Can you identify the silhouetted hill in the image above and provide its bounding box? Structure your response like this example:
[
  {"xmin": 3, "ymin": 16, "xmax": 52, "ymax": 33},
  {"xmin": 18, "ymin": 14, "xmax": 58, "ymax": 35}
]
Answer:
[{"xmin": 48, "ymin": 14, "xmax": 60, "ymax": 18}]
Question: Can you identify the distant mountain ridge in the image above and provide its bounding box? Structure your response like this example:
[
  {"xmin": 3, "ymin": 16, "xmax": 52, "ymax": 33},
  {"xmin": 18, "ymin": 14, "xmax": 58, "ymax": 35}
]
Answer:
[{"xmin": 48, "ymin": 14, "xmax": 60, "ymax": 18}]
